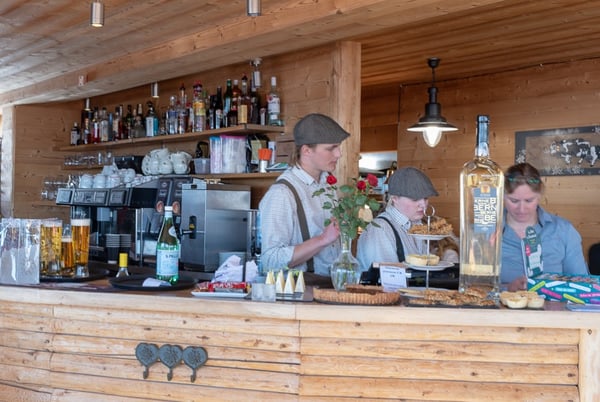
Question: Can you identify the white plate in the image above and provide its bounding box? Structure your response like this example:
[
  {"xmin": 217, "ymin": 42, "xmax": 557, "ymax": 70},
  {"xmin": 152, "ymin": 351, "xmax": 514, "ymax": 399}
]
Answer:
[
  {"xmin": 406, "ymin": 261, "xmax": 454, "ymax": 271},
  {"xmin": 191, "ymin": 291, "xmax": 248, "ymax": 299},
  {"xmin": 410, "ymin": 233, "xmax": 450, "ymax": 241}
]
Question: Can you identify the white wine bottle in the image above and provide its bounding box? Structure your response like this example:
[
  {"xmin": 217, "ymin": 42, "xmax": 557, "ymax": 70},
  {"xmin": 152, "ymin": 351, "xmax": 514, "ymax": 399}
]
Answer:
[
  {"xmin": 459, "ymin": 115, "xmax": 504, "ymax": 299},
  {"xmin": 156, "ymin": 206, "xmax": 180, "ymax": 284}
]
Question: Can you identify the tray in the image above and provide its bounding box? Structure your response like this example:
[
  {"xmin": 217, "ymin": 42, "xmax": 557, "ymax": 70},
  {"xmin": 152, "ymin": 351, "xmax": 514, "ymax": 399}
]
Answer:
[
  {"xmin": 110, "ymin": 275, "xmax": 197, "ymax": 291},
  {"xmin": 406, "ymin": 261, "xmax": 454, "ymax": 272},
  {"xmin": 40, "ymin": 267, "xmax": 109, "ymax": 283}
]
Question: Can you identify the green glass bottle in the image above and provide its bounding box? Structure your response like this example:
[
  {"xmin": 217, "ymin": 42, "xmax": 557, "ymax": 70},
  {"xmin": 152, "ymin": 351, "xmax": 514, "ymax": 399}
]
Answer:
[{"xmin": 156, "ymin": 206, "xmax": 180, "ymax": 284}]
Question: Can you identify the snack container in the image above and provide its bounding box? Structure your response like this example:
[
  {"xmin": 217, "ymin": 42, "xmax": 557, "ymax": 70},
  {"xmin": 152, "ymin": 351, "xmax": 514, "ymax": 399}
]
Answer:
[{"xmin": 527, "ymin": 273, "xmax": 600, "ymax": 304}]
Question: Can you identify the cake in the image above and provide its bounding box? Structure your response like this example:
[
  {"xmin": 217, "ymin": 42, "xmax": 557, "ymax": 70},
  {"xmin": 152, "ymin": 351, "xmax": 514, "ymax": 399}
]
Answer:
[{"xmin": 405, "ymin": 254, "xmax": 440, "ymax": 266}]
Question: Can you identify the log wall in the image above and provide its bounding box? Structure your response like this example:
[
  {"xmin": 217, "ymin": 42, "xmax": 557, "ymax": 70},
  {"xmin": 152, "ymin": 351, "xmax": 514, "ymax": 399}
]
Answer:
[
  {"xmin": 3, "ymin": 41, "xmax": 361, "ymax": 216},
  {"xmin": 0, "ymin": 285, "xmax": 598, "ymax": 401},
  {"xmin": 362, "ymin": 59, "xmax": 600, "ymax": 263}
]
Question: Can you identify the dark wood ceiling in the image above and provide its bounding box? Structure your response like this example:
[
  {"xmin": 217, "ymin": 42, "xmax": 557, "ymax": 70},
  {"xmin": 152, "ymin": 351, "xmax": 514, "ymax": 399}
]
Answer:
[{"xmin": 2, "ymin": 0, "xmax": 600, "ymax": 105}]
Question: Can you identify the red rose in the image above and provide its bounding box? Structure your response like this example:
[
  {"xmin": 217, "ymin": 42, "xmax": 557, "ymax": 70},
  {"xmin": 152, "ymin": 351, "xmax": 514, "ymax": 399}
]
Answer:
[
  {"xmin": 326, "ymin": 174, "xmax": 337, "ymax": 185},
  {"xmin": 366, "ymin": 173, "xmax": 378, "ymax": 187},
  {"xmin": 356, "ymin": 180, "xmax": 366, "ymax": 191}
]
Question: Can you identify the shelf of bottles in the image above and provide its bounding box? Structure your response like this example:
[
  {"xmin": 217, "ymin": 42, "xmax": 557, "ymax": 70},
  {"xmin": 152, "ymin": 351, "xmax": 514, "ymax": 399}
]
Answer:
[{"xmin": 57, "ymin": 124, "xmax": 284, "ymax": 152}]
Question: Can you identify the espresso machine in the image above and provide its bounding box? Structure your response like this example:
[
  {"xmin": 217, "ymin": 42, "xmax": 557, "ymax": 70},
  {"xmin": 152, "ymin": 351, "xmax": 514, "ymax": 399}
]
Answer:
[
  {"xmin": 56, "ymin": 176, "xmax": 195, "ymax": 264},
  {"xmin": 179, "ymin": 179, "xmax": 255, "ymax": 272}
]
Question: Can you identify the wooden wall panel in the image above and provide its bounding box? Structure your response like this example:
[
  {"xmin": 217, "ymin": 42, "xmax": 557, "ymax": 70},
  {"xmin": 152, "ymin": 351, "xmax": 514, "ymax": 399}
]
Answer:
[{"xmin": 362, "ymin": 58, "xmax": 600, "ymax": 264}]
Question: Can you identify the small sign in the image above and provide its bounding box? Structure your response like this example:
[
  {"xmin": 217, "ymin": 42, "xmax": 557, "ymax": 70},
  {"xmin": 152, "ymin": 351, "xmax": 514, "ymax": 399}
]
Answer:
[
  {"xmin": 379, "ymin": 264, "xmax": 408, "ymax": 292},
  {"xmin": 522, "ymin": 226, "xmax": 543, "ymax": 277}
]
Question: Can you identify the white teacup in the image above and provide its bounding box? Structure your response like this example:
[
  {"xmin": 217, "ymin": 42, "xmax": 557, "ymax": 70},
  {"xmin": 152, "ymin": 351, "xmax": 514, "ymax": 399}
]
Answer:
[{"xmin": 80, "ymin": 174, "xmax": 93, "ymax": 188}]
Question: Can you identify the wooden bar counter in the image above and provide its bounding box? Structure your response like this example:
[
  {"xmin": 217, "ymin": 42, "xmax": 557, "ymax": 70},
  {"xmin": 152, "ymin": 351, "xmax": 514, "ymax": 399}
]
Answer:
[{"xmin": 0, "ymin": 280, "xmax": 598, "ymax": 401}]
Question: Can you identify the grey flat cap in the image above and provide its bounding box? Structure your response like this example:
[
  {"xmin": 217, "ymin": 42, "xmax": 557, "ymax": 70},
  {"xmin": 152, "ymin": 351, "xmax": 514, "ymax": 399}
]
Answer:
[
  {"xmin": 293, "ymin": 113, "xmax": 350, "ymax": 145},
  {"xmin": 388, "ymin": 167, "xmax": 439, "ymax": 200}
]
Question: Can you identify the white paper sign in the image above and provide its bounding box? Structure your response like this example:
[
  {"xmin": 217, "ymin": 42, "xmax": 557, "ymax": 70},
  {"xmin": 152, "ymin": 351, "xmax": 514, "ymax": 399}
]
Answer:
[{"xmin": 379, "ymin": 265, "xmax": 408, "ymax": 292}]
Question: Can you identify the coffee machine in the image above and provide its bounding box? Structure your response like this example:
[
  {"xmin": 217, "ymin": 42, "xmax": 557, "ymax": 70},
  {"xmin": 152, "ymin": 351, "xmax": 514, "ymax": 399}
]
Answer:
[{"xmin": 179, "ymin": 179, "xmax": 255, "ymax": 272}]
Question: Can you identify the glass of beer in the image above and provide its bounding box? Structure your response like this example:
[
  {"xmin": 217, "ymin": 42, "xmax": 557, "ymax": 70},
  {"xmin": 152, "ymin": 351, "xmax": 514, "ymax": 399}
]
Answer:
[
  {"xmin": 40, "ymin": 219, "xmax": 62, "ymax": 277},
  {"xmin": 60, "ymin": 224, "xmax": 75, "ymax": 277},
  {"xmin": 72, "ymin": 218, "xmax": 91, "ymax": 277}
]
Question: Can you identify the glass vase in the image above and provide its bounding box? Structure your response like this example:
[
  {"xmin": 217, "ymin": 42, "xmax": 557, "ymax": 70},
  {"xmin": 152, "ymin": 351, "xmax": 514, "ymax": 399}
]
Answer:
[{"xmin": 330, "ymin": 233, "xmax": 361, "ymax": 291}]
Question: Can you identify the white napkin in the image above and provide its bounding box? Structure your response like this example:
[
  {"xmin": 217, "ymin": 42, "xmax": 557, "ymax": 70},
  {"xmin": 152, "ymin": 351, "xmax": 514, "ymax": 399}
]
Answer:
[
  {"xmin": 213, "ymin": 256, "xmax": 258, "ymax": 283},
  {"xmin": 143, "ymin": 277, "xmax": 171, "ymax": 287}
]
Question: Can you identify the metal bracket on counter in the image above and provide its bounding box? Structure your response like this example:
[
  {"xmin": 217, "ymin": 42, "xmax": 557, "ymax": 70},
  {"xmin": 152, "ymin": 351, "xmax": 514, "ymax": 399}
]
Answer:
[{"xmin": 135, "ymin": 343, "xmax": 208, "ymax": 382}]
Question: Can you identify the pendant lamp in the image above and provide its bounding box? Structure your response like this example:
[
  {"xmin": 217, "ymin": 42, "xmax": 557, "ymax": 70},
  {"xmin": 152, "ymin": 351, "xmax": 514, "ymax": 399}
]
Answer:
[
  {"xmin": 90, "ymin": 1, "xmax": 104, "ymax": 27},
  {"xmin": 407, "ymin": 57, "xmax": 458, "ymax": 147},
  {"xmin": 247, "ymin": 0, "xmax": 261, "ymax": 16}
]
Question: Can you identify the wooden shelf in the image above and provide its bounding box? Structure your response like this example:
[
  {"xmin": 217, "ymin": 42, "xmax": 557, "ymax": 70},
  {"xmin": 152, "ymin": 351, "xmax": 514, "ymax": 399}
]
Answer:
[
  {"xmin": 190, "ymin": 172, "xmax": 282, "ymax": 180},
  {"xmin": 55, "ymin": 124, "xmax": 285, "ymax": 152}
]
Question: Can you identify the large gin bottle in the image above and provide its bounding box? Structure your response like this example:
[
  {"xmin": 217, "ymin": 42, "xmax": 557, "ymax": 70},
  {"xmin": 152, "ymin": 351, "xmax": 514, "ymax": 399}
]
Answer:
[{"xmin": 459, "ymin": 115, "xmax": 504, "ymax": 298}]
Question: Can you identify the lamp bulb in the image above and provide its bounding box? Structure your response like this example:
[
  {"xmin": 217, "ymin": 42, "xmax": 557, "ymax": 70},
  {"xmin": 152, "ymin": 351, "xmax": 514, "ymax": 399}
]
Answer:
[{"xmin": 423, "ymin": 129, "xmax": 442, "ymax": 147}]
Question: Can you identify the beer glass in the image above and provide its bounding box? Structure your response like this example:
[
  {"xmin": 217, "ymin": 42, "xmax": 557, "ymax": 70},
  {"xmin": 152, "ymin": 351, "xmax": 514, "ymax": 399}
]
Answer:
[
  {"xmin": 60, "ymin": 224, "xmax": 75, "ymax": 277},
  {"xmin": 71, "ymin": 218, "xmax": 91, "ymax": 277},
  {"xmin": 40, "ymin": 219, "xmax": 62, "ymax": 277}
]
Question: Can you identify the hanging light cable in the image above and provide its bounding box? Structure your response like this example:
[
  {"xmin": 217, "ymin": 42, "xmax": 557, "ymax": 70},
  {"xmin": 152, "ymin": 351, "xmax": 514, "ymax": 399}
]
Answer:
[
  {"xmin": 407, "ymin": 57, "xmax": 458, "ymax": 147},
  {"xmin": 247, "ymin": 0, "xmax": 261, "ymax": 17},
  {"xmin": 90, "ymin": 1, "xmax": 105, "ymax": 28}
]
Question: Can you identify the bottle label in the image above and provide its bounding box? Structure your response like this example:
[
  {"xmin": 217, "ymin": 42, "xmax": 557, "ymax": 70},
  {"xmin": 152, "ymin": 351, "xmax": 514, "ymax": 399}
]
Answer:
[
  {"xmin": 156, "ymin": 248, "xmax": 179, "ymax": 277},
  {"xmin": 267, "ymin": 96, "xmax": 280, "ymax": 114},
  {"xmin": 473, "ymin": 185, "xmax": 498, "ymax": 234}
]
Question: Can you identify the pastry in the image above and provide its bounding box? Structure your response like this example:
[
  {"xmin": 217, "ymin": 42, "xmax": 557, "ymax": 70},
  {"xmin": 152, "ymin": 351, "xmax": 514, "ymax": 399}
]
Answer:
[{"xmin": 405, "ymin": 254, "xmax": 440, "ymax": 266}]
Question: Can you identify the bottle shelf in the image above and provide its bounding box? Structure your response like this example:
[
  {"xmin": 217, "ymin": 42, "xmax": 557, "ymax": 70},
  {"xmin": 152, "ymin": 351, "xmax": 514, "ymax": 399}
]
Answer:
[{"xmin": 55, "ymin": 124, "xmax": 285, "ymax": 152}]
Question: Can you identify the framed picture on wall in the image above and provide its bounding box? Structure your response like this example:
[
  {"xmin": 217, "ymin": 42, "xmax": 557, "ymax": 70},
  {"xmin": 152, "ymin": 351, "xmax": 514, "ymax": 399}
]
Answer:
[{"xmin": 515, "ymin": 125, "xmax": 600, "ymax": 176}]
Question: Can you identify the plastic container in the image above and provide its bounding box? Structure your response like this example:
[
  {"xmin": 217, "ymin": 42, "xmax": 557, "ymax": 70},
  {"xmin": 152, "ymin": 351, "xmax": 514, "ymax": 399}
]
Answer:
[
  {"xmin": 221, "ymin": 135, "xmax": 247, "ymax": 173},
  {"xmin": 209, "ymin": 136, "xmax": 222, "ymax": 174},
  {"xmin": 194, "ymin": 158, "xmax": 210, "ymax": 174}
]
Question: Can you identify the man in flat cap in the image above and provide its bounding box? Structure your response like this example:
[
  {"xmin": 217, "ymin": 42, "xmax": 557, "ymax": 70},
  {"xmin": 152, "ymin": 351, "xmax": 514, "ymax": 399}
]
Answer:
[
  {"xmin": 259, "ymin": 113, "xmax": 350, "ymax": 286},
  {"xmin": 357, "ymin": 167, "xmax": 445, "ymax": 271}
]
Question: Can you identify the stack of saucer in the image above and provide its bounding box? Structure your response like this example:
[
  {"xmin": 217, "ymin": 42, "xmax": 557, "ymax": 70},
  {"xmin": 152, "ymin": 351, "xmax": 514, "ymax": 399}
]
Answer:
[
  {"xmin": 119, "ymin": 233, "xmax": 132, "ymax": 254},
  {"xmin": 105, "ymin": 234, "xmax": 121, "ymax": 264}
]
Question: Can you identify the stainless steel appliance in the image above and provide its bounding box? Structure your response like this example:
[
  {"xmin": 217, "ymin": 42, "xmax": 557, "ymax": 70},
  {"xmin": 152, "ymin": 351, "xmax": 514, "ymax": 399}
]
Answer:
[{"xmin": 179, "ymin": 179, "xmax": 254, "ymax": 272}]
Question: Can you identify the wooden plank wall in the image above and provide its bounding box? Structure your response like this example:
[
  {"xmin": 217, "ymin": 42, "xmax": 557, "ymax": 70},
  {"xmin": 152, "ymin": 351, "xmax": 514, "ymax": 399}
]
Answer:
[
  {"xmin": 5, "ymin": 41, "xmax": 360, "ymax": 215},
  {"xmin": 362, "ymin": 59, "xmax": 600, "ymax": 264},
  {"xmin": 0, "ymin": 292, "xmax": 300, "ymax": 401}
]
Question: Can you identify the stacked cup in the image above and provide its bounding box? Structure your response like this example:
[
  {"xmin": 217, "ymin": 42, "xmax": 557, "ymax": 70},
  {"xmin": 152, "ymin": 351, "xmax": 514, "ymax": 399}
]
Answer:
[
  {"xmin": 105, "ymin": 234, "xmax": 120, "ymax": 264},
  {"xmin": 119, "ymin": 233, "xmax": 132, "ymax": 254}
]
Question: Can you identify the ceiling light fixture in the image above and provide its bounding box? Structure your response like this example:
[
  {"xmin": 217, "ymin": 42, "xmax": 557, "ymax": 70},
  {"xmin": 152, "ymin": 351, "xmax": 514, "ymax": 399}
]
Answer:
[
  {"xmin": 407, "ymin": 57, "xmax": 458, "ymax": 147},
  {"xmin": 150, "ymin": 82, "xmax": 159, "ymax": 98},
  {"xmin": 90, "ymin": 1, "xmax": 104, "ymax": 28},
  {"xmin": 247, "ymin": 0, "xmax": 261, "ymax": 17}
]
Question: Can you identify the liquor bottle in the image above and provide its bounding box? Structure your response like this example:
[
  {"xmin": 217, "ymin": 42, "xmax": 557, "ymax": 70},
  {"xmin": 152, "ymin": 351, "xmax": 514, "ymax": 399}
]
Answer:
[
  {"xmin": 91, "ymin": 107, "xmax": 101, "ymax": 144},
  {"xmin": 70, "ymin": 122, "xmax": 80, "ymax": 146},
  {"xmin": 131, "ymin": 103, "xmax": 146, "ymax": 138},
  {"xmin": 80, "ymin": 98, "xmax": 93, "ymax": 145},
  {"xmin": 112, "ymin": 105, "xmax": 123, "ymax": 141},
  {"xmin": 249, "ymin": 81, "xmax": 260, "ymax": 124},
  {"xmin": 99, "ymin": 107, "xmax": 110, "ymax": 142},
  {"xmin": 214, "ymin": 86, "xmax": 223, "ymax": 129},
  {"xmin": 156, "ymin": 206, "xmax": 180, "ymax": 284},
  {"xmin": 227, "ymin": 79, "xmax": 240, "ymax": 126},
  {"xmin": 167, "ymin": 96, "xmax": 178, "ymax": 135},
  {"xmin": 459, "ymin": 115, "xmax": 504, "ymax": 299},
  {"xmin": 238, "ymin": 74, "xmax": 251, "ymax": 124},
  {"xmin": 223, "ymin": 79, "xmax": 233, "ymax": 125},
  {"xmin": 193, "ymin": 82, "xmax": 205, "ymax": 132},
  {"xmin": 145, "ymin": 101, "xmax": 159, "ymax": 137},
  {"xmin": 123, "ymin": 104, "xmax": 134, "ymax": 140},
  {"xmin": 267, "ymin": 76, "xmax": 282, "ymax": 126}
]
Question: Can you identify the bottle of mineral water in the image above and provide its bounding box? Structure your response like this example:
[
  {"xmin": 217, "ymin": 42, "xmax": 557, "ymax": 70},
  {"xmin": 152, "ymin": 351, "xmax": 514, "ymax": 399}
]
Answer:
[{"xmin": 156, "ymin": 206, "xmax": 179, "ymax": 284}]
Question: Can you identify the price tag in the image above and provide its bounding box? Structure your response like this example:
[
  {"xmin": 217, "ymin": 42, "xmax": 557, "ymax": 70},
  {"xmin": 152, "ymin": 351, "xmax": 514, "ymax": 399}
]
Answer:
[
  {"xmin": 379, "ymin": 265, "xmax": 408, "ymax": 292},
  {"xmin": 522, "ymin": 226, "xmax": 543, "ymax": 277}
]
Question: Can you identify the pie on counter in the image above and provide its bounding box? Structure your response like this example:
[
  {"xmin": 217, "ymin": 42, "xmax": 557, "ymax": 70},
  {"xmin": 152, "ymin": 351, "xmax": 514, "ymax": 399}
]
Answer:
[{"xmin": 313, "ymin": 285, "xmax": 401, "ymax": 305}]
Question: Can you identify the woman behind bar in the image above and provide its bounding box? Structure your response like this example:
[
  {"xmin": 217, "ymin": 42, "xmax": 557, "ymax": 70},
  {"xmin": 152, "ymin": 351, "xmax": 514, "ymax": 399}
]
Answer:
[{"xmin": 501, "ymin": 162, "xmax": 588, "ymax": 291}]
